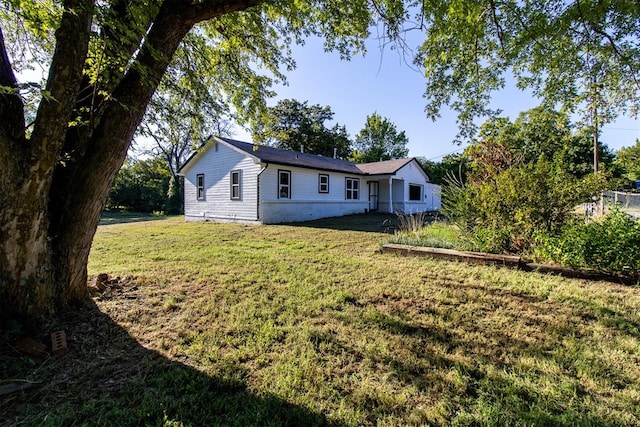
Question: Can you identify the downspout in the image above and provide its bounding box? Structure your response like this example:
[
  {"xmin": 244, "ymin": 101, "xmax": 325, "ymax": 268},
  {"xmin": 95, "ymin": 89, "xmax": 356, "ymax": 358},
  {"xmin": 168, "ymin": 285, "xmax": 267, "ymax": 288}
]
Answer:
[
  {"xmin": 388, "ymin": 176, "xmax": 393, "ymax": 214},
  {"xmin": 257, "ymin": 163, "xmax": 269, "ymax": 222}
]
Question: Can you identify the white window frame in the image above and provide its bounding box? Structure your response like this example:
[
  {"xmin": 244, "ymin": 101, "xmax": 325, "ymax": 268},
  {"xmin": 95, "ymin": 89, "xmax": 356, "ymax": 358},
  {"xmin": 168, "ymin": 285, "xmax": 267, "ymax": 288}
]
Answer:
[
  {"xmin": 278, "ymin": 170, "xmax": 291, "ymax": 199},
  {"xmin": 345, "ymin": 177, "xmax": 359, "ymax": 200},
  {"xmin": 409, "ymin": 183, "xmax": 423, "ymax": 201},
  {"xmin": 196, "ymin": 173, "xmax": 205, "ymax": 200},
  {"xmin": 230, "ymin": 170, "xmax": 241, "ymax": 200},
  {"xmin": 318, "ymin": 174, "xmax": 329, "ymax": 193}
]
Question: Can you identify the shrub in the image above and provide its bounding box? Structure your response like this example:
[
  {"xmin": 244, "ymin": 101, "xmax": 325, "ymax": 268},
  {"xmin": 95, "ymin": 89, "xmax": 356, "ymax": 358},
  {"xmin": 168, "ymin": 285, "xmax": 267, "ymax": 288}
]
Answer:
[
  {"xmin": 535, "ymin": 208, "xmax": 640, "ymax": 277},
  {"xmin": 442, "ymin": 159, "xmax": 608, "ymax": 254}
]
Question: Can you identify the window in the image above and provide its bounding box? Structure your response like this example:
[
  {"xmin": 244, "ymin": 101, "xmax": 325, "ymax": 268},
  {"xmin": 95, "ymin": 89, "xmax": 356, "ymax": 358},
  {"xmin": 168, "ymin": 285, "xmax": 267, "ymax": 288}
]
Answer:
[
  {"xmin": 409, "ymin": 184, "xmax": 422, "ymax": 201},
  {"xmin": 230, "ymin": 170, "xmax": 241, "ymax": 200},
  {"xmin": 196, "ymin": 174, "xmax": 205, "ymax": 200},
  {"xmin": 278, "ymin": 170, "xmax": 291, "ymax": 199},
  {"xmin": 318, "ymin": 174, "xmax": 329, "ymax": 193},
  {"xmin": 345, "ymin": 178, "xmax": 359, "ymax": 200}
]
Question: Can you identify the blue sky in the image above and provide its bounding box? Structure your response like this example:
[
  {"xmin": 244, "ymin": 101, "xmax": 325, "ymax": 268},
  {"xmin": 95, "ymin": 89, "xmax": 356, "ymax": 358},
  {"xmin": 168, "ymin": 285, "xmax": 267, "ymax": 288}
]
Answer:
[{"xmin": 234, "ymin": 36, "xmax": 640, "ymax": 161}]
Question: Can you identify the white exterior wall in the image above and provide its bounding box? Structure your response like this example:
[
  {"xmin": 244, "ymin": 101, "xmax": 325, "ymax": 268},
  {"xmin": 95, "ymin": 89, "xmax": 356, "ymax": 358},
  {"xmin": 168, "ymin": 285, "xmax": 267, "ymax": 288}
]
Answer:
[
  {"xmin": 390, "ymin": 161, "xmax": 440, "ymax": 212},
  {"xmin": 424, "ymin": 183, "xmax": 442, "ymax": 211},
  {"xmin": 183, "ymin": 144, "xmax": 261, "ymax": 222},
  {"xmin": 259, "ymin": 165, "xmax": 368, "ymax": 223}
]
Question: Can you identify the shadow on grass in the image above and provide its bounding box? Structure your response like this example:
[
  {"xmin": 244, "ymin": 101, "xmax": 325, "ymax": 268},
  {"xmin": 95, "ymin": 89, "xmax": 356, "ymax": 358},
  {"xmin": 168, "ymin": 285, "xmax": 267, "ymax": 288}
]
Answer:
[
  {"xmin": 283, "ymin": 212, "xmax": 403, "ymax": 234},
  {"xmin": 1, "ymin": 300, "xmax": 340, "ymax": 426},
  {"xmin": 99, "ymin": 211, "xmax": 173, "ymax": 226}
]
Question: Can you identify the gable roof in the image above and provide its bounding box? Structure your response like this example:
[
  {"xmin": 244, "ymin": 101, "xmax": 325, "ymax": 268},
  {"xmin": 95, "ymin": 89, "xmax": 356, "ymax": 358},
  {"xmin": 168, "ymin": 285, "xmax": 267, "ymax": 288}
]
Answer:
[
  {"xmin": 179, "ymin": 136, "xmax": 425, "ymax": 178},
  {"xmin": 220, "ymin": 137, "xmax": 364, "ymax": 175},
  {"xmin": 355, "ymin": 158, "xmax": 414, "ymax": 175}
]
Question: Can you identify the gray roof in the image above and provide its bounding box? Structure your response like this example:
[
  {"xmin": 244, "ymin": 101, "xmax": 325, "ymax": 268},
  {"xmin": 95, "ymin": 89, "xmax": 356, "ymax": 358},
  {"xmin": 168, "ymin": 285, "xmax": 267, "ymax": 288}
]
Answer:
[
  {"xmin": 220, "ymin": 137, "xmax": 364, "ymax": 175},
  {"xmin": 356, "ymin": 158, "xmax": 414, "ymax": 175},
  {"xmin": 180, "ymin": 136, "xmax": 419, "ymax": 177}
]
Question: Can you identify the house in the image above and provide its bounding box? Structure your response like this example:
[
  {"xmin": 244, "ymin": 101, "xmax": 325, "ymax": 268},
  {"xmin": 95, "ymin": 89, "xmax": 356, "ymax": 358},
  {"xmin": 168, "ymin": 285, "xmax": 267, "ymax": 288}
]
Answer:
[{"xmin": 178, "ymin": 136, "xmax": 441, "ymax": 224}]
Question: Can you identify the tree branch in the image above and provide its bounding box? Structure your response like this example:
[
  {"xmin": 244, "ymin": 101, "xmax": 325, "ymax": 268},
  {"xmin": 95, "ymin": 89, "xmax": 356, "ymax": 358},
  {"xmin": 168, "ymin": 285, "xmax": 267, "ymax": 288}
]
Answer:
[
  {"xmin": 0, "ymin": 26, "xmax": 25, "ymax": 141},
  {"xmin": 28, "ymin": 0, "xmax": 94, "ymax": 175},
  {"xmin": 182, "ymin": 0, "xmax": 265, "ymax": 25}
]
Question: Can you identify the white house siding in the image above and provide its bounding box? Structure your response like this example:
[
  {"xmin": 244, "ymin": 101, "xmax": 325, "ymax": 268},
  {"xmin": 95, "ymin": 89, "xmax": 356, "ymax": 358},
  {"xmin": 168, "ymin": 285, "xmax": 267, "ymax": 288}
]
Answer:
[
  {"xmin": 259, "ymin": 165, "xmax": 368, "ymax": 223},
  {"xmin": 183, "ymin": 144, "xmax": 261, "ymax": 222},
  {"xmin": 393, "ymin": 161, "xmax": 441, "ymax": 213},
  {"xmin": 424, "ymin": 183, "xmax": 442, "ymax": 211},
  {"xmin": 377, "ymin": 179, "xmax": 391, "ymax": 213}
]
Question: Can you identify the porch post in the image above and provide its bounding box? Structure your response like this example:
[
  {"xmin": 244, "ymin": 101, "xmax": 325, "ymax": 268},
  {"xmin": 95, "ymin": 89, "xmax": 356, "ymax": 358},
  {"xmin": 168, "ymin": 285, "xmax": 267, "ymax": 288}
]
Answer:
[{"xmin": 388, "ymin": 177, "xmax": 393, "ymax": 213}]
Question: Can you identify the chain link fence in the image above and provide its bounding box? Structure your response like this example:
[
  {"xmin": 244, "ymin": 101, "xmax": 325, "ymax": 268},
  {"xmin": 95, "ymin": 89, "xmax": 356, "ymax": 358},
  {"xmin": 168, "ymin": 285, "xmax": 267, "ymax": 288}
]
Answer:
[{"xmin": 603, "ymin": 190, "xmax": 640, "ymax": 217}]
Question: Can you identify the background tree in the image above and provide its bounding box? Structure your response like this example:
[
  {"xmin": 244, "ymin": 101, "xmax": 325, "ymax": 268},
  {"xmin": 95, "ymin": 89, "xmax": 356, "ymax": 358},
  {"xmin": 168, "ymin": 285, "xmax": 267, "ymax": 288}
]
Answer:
[
  {"xmin": 351, "ymin": 112, "xmax": 409, "ymax": 163},
  {"xmin": 252, "ymin": 99, "xmax": 351, "ymax": 158},
  {"xmin": 139, "ymin": 63, "xmax": 235, "ymax": 214},
  {"xmin": 467, "ymin": 107, "xmax": 614, "ymax": 180},
  {"xmin": 107, "ymin": 157, "xmax": 171, "ymax": 213},
  {"xmin": 615, "ymin": 140, "xmax": 640, "ymax": 182},
  {"xmin": 417, "ymin": 153, "xmax": 468, "ymax": 185}
]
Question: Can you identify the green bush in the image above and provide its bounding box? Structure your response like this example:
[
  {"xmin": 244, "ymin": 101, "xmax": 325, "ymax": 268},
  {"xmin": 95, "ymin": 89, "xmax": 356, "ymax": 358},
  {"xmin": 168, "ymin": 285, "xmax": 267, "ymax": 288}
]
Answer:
[
  {"xmin": 535, "ymin": 209, "xmax": 640, "ymax": 276},
  {"xmin": 442, "ymin": 159, "xmax": 608, "ymax": 254}
]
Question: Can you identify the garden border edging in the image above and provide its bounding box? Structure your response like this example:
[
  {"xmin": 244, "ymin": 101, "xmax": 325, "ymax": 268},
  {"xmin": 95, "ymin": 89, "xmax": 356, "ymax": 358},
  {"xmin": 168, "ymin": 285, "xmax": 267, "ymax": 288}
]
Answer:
[{"xmin": 381, "ymin": 243, "xmax": 638, "ymax": 285}]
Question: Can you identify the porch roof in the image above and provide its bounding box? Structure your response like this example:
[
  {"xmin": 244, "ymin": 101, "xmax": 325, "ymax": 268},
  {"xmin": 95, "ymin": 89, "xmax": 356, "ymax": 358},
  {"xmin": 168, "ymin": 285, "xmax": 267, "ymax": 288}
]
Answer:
[{"xmin": 355, "ymin": 158, "xmax": 414, "ymax": 175}]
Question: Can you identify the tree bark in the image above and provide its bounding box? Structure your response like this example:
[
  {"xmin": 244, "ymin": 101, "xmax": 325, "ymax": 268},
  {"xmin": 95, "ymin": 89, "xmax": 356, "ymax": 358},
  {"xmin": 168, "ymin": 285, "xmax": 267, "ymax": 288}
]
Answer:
[{"xmin": 0, "ymin": 0, "xmax": 265, "ymax": 325}]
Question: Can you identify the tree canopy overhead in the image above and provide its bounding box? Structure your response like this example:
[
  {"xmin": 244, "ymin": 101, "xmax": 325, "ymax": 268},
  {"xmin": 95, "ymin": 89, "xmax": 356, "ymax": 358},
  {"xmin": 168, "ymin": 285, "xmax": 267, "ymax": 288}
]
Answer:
[{"xmin": 418, "ymin": 0, "xmax": 640, "ymax": 140}]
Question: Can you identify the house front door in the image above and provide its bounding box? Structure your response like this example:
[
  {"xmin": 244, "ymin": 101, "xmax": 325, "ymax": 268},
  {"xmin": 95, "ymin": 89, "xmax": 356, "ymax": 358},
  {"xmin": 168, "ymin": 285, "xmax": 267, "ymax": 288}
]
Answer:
[{"xmin": 368, "ymin": 181, "xmax": 379, "ymax": 211}]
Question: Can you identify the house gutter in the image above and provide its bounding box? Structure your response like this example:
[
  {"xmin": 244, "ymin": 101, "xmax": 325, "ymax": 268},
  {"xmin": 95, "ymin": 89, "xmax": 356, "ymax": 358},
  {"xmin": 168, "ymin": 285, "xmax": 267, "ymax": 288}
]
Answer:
[{"xmin": 256, "ymin": 163, "xmax": 269, "ymax": 222}]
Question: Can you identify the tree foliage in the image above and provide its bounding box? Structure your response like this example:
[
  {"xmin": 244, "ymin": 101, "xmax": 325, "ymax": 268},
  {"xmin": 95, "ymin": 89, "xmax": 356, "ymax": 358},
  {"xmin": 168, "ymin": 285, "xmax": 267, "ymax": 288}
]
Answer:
[
  {"xmin": 416, "ymin": 153, "xmax": 468, "ymax": 185},
  {"xmin": 252, "ymin": 98, "xmax": 351, "ymax": 158},
  {"xmin": 615, "ymin": 139, "xmax": 640, "ymax": 181},
  {"xmin": 107, "ymin": 157, "xmax": 171, "ymax": 213},
  {"xmin": 443, "ymin": 107, "xmax": 613, "ymax": 253},
  {"xmin": 417, "ymin": 0, "xmax": 640, "ymax": 140},
  {"xmin": 351, "ymin": 112, "xmax": 409, "ymax": 163},
  {"xmin": 467, "ymin": 107, "xmax": 614, "ymax": 180}
]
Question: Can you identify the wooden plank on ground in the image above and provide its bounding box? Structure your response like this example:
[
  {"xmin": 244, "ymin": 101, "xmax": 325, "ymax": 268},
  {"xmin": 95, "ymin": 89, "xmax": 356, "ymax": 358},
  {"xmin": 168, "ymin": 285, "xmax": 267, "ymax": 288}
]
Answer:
[
  {"xmin": 382, "ymin": 244, "xmax": 522, "ymax": 267},
  {"xmin": 382, "ymin": 244, "xmax": 638, "ymax": 285}
]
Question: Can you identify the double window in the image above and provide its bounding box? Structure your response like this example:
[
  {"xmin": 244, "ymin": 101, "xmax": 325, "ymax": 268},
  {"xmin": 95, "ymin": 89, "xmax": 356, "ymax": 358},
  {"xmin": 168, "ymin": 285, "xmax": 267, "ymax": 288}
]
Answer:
[
  {"xmin": 409, "ymin": 184, "xmax": 423, "ymax": 201},
  {"xmin": 278, "ymin": 170, "xmax": 291, "ymax": 199},
  {"xmin": 196, "ymin": 174, "xmax": 205, "ymax": 200},
  {"xmin": 230, "ymin": 170, "xmax": 241, "ymax": 200},
  {"xmin": 345, "ymin": 178, "xmax": 359, "ymax": 200},
  {"xmin": 318, "ymin": 174, "xmax": 329, "ymax": 193}
]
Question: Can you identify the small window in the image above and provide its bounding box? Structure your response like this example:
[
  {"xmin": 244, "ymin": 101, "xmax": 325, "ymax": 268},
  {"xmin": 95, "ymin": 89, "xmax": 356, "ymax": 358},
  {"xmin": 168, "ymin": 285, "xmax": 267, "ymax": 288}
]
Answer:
[
  {"xmin": 278, "ymin": 170, "xmax": 291, "ymax": 199},
  {"xmin": 345, "ymin": 178, "xmax": 359, "ymax": 200},
  {"xmin": 230, "ymin": 170, "xmax": 241, "ymax": 200},
  {"xmin": 318, "ymin": 174, "xmax": 329, "ymax": 193},
  {"xmin": 196, "ymin": 174, "xmax": 205, "ymax": 200},
  {"xmin": 409, "ymin": 184, "xmax": 422, "ymax": 201}
]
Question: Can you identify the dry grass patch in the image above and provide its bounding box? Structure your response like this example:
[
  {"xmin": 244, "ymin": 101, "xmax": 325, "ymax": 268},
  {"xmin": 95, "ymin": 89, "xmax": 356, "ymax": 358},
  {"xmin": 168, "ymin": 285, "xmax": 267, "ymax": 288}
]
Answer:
[{"xmin": 2, "ymin": 215, "xmax": 640, "ymax": 426}]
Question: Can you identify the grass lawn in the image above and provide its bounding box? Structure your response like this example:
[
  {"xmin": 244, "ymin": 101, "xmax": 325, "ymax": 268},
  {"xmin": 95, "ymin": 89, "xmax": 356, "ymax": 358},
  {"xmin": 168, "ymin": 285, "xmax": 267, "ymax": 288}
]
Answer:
[{"xmin": 3, "ymin": 214, "xmax": 640, "ymax": 425}]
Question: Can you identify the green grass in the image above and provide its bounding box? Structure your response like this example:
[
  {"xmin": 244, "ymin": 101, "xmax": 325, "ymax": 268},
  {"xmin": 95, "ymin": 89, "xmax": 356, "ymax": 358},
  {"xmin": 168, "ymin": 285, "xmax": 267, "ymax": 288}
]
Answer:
[
  {"xmin": 388, "ymin": 220, "xmax": 478, "ymax": 251},
  {"xmin": 3, "ymin": 215, "xmax": 640, "ymax": 426}
]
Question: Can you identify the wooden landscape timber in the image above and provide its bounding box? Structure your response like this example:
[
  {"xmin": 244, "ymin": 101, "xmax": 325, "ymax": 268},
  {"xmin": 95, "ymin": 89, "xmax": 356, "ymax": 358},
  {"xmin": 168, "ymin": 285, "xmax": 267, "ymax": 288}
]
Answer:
[{"xmin": 382, "ymin": 244, "xmax": 638, "ymax": 285}]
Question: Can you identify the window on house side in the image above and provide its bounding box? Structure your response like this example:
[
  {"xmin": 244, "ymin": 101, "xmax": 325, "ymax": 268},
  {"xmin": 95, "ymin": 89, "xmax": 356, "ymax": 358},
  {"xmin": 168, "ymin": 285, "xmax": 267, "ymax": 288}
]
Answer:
[
  {"xmin": 345, "ymin": 178, "xmax": 359, "ymax": 200},
  {"xmin": 318, "ymin": 174, "xmax": 329, "ymax": 193},
  {"xmin": 409, "ymin": 184, "xmax": 422, "ymax": 201},
  {"xmin": 230, "ymin": 170, "xmax": 241, "ymax": 200},
  {"xmin": 196, "ymin": 174, "xmax": 205, "ymax": 200},
  {"xmin": 278, "ymin": 170, "xmax": 291, "ymax": 199}
]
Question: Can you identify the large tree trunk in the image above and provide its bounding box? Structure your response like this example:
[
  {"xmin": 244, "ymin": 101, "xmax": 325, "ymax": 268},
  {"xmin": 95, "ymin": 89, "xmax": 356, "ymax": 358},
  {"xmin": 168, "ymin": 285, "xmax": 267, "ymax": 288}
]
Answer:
[{"xmin": 0, "ymin": 0, "xmax": 263, "ymax": 326}]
